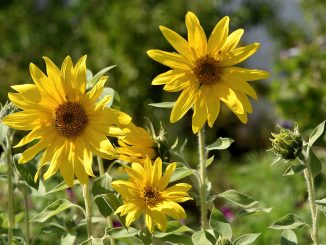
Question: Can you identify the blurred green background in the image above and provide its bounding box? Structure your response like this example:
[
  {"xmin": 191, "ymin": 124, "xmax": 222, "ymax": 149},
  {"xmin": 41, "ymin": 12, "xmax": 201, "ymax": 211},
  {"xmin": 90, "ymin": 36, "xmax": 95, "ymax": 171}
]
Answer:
[{"xmin": 0, "ymin": 0, "xmax": 325, "ymax": 244}]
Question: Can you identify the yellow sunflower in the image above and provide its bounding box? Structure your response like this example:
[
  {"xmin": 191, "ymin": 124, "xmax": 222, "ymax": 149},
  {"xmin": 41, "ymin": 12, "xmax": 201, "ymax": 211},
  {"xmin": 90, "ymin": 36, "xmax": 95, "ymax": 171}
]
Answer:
[
  {"xmin": 111, "ymin": 157, "xmax": 192, "ymax": 232},
  {"xmin": 2, "ymin": 55, "xmax": 131, "ymax": 186},
  {"xmin": 147, "ymin": 12, "xmax": 269, "ymax": 133},
  {"xmin": 116, "ymin": 122, "xmax": 157, "ymax": 164}
]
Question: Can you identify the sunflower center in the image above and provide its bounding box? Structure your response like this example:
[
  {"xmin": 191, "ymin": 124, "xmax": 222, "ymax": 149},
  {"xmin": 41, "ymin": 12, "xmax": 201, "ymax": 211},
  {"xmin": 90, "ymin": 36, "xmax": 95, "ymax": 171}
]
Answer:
[
  {"xmin": 193, "ymin": 56, "xmax": 222, "ymax": 85},
  {"xmin": 55, "ymin": 102, "xmax": 88, "ymax": 138},
  {"xmin": 142, "ymin": 186, "xmax": 160, "ymax": 206}
]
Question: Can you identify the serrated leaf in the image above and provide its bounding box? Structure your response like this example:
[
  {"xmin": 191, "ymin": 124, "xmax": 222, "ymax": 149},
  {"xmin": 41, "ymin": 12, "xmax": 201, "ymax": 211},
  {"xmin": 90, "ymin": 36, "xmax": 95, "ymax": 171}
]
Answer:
[
  {"xmin": 153, "ymin": 221, "xmax": 193, "ymax": 238},
  {"xmin": 216, "ymin": 190, "xmax": 258, "ymax": 209},
  {"xmin": 237, "ymin": 207, "xmax": 273, "ymax": 217},
  {"xmin": 209, "ymin": 207, "xmax": 232, "ymax": 240},
  {"xmin": 269, "ymin": 213, "xmax": 307, "ymax": 230},
  {"xmin": 45, "ymin": 180, "xmax": 79, "ymax": 195},
  {"xmin": 206, "ymin": 137, "xmax": 234, "ymax": 151},
  {"xmin": 14, "ymin": 157, "xmax": 39, "ymax": 189},
  {"xmin": 105, "ymin": 227, "xmax": 139, "ymax": 239},
  {"xmin": 283, "ymin": 164, "xmax": 306, "ymax": 176},
  {"xmin": 148, "ymin": 102, "xmax": 175, "ymax": 108},
  {"xmin": 192, "ymin": 230, "xmax": 216, "ymax": 245},
  {"xmin": 233, "ymin": 233, "xmax": 260, "ymax": 245},
  {"xmin": 205, "ymin": 155, "xmax": 215, "ymax": 168},
  {"xmin": 92, "ymin": 174, "xmax": 114, "ymax": 216},
  {"xmin": 315, "ymin": 199, "xmax": 326, "ymax": 216},
  {"xmin": 30, "ymin": 199, "xmax": 84, "ymax": 223},
  {"xmin": 280, "ymin": 230, "xmax": 297, "ymax": 245},
  {"xmin": 87, "ymin": 65, "xmax": 116, "ymax": 89},
  {"xmin": 309, "ymin": 150, "xmax": 322, "ymax": 177},
  {"xmin": 61, "ymin": 233, "xmax": 76, "ymax": 245},
  {"xmin": 308, "ymin": 120, "xmax": 325, "ymax": 148},
  {"xmin": 170, "ymin": 163, "xmax": 195, "ymax": 182}
]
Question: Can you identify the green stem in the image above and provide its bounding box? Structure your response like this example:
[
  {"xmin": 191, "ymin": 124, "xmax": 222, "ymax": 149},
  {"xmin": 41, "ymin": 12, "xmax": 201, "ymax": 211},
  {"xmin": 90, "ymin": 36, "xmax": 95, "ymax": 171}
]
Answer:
[
  {"xmin": 23, "ymin": 186, "xmax": 30, "ymax": 245},
  {"xmin": 303, "ymin": 165, "xmax": 319, "ymax": 245},
  {"xmin": 6, "ymin": 135, "xmax": 14, "ymax": 244},
  {"xmin": 82, "ymin": 182, "xmax": 93, "ymax": 238},
  {"xmin": 97, "ymin": 157, "xmax": 115, "ymax": 245},
  {"xmin": 97, "ymin": 156, "xmax": 105, "ymax": 176},
  {"xmin": 198, "ymin": 127, "xmax": 208, "ymax": 230}
]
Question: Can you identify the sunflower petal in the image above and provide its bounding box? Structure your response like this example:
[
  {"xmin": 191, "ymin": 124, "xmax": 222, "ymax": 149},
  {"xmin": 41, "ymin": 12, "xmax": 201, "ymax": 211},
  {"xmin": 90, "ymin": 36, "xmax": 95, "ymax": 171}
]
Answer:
[
  {"xmin": 170, "ymin": 87, "xmax": 196, "ymax": 123},
  {"xmin": 221, "ymin": 29, "xmax": 244, "ymax": 53},
  {"xmin": 147, "ymin": 50, "xmax": 193, "ymax": 70},
  {"xmin": 221, "ymin": 43, "xmax": 260, "ymax": 67},
  {"xmin": 208, "ymin": 16, "xmax": 229, "ymax": 55}
]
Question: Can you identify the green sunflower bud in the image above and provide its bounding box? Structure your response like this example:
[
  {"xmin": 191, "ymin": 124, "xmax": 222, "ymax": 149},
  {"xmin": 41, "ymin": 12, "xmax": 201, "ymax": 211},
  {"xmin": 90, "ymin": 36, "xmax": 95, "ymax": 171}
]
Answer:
[{"xmin": 270, "ymin": 123, "xmax": 303, "ymax": 161}]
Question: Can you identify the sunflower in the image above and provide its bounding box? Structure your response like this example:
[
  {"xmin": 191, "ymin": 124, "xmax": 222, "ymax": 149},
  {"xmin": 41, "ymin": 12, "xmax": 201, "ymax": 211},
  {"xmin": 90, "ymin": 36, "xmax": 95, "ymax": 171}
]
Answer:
[
  {"xmin": 116, "ymin": 122, "xmax": 157, "ymax": 164},
  {"xmin": 147, "ymin": 12, "xmax": 269, "ymax": 133},
  {"xmin": 111, "ymin": 157, "xmax": 192, "ymax": 232},
  {"xmin": 2, "ymin": 56, "xmax": 131, "ymax": 186}
]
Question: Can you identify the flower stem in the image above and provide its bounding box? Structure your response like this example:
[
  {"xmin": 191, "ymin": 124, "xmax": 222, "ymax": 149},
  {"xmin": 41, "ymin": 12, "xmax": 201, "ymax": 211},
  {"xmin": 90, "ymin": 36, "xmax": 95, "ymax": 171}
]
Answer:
[
  {"xmin": 82, "ymin": 182, "xmax": 93, "ymax": 238},
  {"xmin": 198, "ymin": 127, "xmax": 208, "ymax": 230},
  {"xmin": 303, "ymin": 165, "xmax": 319, "ymax": 245},
  {"xmin": 5, "ymin": 135, "xmax": 14, "ymax": 244},
  {"xmin": 97, "ymin": 157, "xmax": 115, "ymax": 245},
  {"xmin": 22, "ymin": 186, "xmax": 30, "ymax": 245}
]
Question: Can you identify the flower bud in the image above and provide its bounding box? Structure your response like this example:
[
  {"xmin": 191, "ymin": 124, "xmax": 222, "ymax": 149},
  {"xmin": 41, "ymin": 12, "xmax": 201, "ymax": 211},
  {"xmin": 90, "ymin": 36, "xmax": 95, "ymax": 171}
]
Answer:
[{"xmin": 270, "ymin": 123, "xmax": 303, "ymax": 160}]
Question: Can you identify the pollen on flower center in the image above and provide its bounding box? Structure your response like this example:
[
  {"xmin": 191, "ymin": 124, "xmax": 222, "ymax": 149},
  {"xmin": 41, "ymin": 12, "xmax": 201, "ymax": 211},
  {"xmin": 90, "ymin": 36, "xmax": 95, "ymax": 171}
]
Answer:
[
  {"xmin": 193, "ymin": 56, "xmax": 222, "ymax": 85},
  {"xmin": 55, "ymin": 102, "xmax": 88, "ymax": 138},
  {"xmin": 142, "ymin": 186, "xmax": 160, "ymax": 206}
]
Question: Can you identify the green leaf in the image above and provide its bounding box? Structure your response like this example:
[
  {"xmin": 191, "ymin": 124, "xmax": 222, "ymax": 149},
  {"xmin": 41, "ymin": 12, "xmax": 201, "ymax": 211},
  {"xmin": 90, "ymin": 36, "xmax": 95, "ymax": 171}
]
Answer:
[
  {"xmin": 192, "ymin": 230, "xmax": 216, "ymax": 245},
  {"xmin": 280, "ymin": 230, "xmax": 298, "ymax": 245},
  {"xmin": 153, "ymin": 221, "xmax": 193, "ymax": 238},
  {"xmin": 205, "ymin": 155, "xmax": 215, "ymax": 168},
  {"xmin": 206, "ymin": 137, "xmax": 234, "ymax": 151},
  {"xmin": 283, "ymin": 164, "xmax": 306, "ymax": 176},
  {"xmin": 237, "ymin": 207, "xmax": 273, "ymax": 217},
  {"xmin": 156, "ymin": 234, "xmax": 192, "ymax": 245},
  {"xmin": 308, "ymin": 120, "xmax": 325, "ymax": 148},
  {"xmin": 45, "ymin": 180, "xmax": 79, "ymax": 195},
  {"xmin": 13, "ymin": 155, "xmax": 39, "ymax": 189},
  {"xmin": 209, "ymin": 207, "xmax": 232, "ymax": 240},
  {"xmin": 233, "ymin": 233, "xmax": 260, "ymax": 245},
  {"xmin": 269, "ymin": 213, "xmax": 307, "ymax": 230},
  {"xmin": 216, "ymin": 189, "xmax": 258, "ymax": 209},
  {"xmin": 87, "ymin": 65, "xmax": 116, "ymax": 89},
  {"xmin": 92, "ymin": 174, "xmax": 115, "ymax": 217},
  {"xmin": 61, "ymin": 233, "xmax": 76, "ymax": 245},
  {"xmin": 315, "ymin": 199, "xmax": 326, "ymax": 216},
  {"xmin": 105, "ymin": 227, "xmax": 139, "ymax": 239},
  {"xmin": 309, "ymin": 150, "xmax": 322, "ymax": 177},
  {"xmin": 170, "ymin": 163, "xmax": 195, "ymax": 182},
  {"xmin": 148, "ymin": 102, "xmax": 175, "ymax": 108},
  {"xmin": 30, "ymin": 199, "xmax": 85, "ymax": 223}
]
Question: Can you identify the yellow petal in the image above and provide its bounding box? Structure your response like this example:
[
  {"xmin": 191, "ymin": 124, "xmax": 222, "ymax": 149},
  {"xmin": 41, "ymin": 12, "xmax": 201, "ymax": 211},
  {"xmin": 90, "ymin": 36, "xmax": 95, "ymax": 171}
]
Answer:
[
  {"xmin": 145, "ymin": 213, "xmax": 154, "ymax": 233},
  {"xmin": 159, "ymin": 26, "xmax": 194, "ymax": 61},
  {"xmin": 159, "ymin": 162, "xmax": 176, "ymax": 190},
  {"xmin": 223, "ymin": 67, "xmax": 269, "ymax": 81},
  {"xmin": 75, "ymin": 137, "xmax": 94, "ymax": 176},
  {"xmin": 170, "ymin": 87, "xmax": 196, "ymax": 123},
  {"xmin": 163, "ymin": 73, "xmax": 191, "ymax": 92},
  {"xmin": 83, "ymin": 76, "xmax": 108, "ymax": 105},
  {"xmin": 185, "ymin": 11, "xmax": 207, "ymax": 57},
  {"xmin": 2, "ymin": 110, "xmax": 52, "ymax": 131},
  {"xmin": 152, "ymin": 70, "xmax": 182, "ymax": 85},
  {"xmin": 73, "ymin": 55, "xmax": 87, "ymax": 96},
  {"xmin": 221, "ymin": 29, "xmax": 244, "ymax": 53},
  {"xmin": 147, "ymin": 50, "xmax": 193, "ymax": 71},
  {"xmin": 125, "ymin": 209, "xmax": 142, "ymax": 227},
  {"xmin": 192, "ymin": 91, "xmax": 207, "ymax": 134},
  {"xmin": 212, "ymin": 84, "xmax": 244, "ymax": 114},
  {"xmin": 234, "ymin": 91, "xmax": 253, "ymax": 113},
  {"xmin": 161, "ymin": 200, "xmax": 186, "ymax": 220},
  {"xmin": 235, "ymin": 112, "xmax": 248, "ymax": 124},
  {"xmin": 151, "ymin": 209, "xmax": 167, "ymax": 232},
  {"xmin": 74, "ymin": 159, "xmax": 89, "ymax": 185},
  {"xmin": 152, "ymin": 157, "xmax": 162, "ymax": 186},
  {"xmin": 208, "ymin": 16, "xmax": 229, "ymax": 56},
  {"xmin": 203, "ymin": 85, "xmax": 220, "ymax": 128},
  {"xmin": 221, "ymin": 43, "xmax": 260, "ymax": 67},
  {"xmin": 222, "ymin": 72, "xmax": 257, "ymax": 99},
  {"xmin": 15, "ymin": 125, "xmax": 54, "ymax": 148}
]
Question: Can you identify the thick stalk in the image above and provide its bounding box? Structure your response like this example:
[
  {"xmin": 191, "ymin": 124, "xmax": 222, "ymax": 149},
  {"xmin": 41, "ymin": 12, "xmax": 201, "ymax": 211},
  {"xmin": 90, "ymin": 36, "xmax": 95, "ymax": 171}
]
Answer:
[
  {"xmin": 82, "ymin": 183, "xmax": 93, "ymax": 238},
  {"xmin": 303, "ymin": 166, "xmax": 319, "ymax": 245},
  {"xmin": 198, "ymin": 127, "xmax": 208, "ymax": 230},
  {"xmin": 6, "ymin": 135, "xmax": 14, "ymax": 244},
  {"xmin": 97, "ymin": 157, "xmax": 115, "ymax": 245},
  {"xmin": 23, "ymin": 186, "xmax": 30, "ymax": 245}
]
